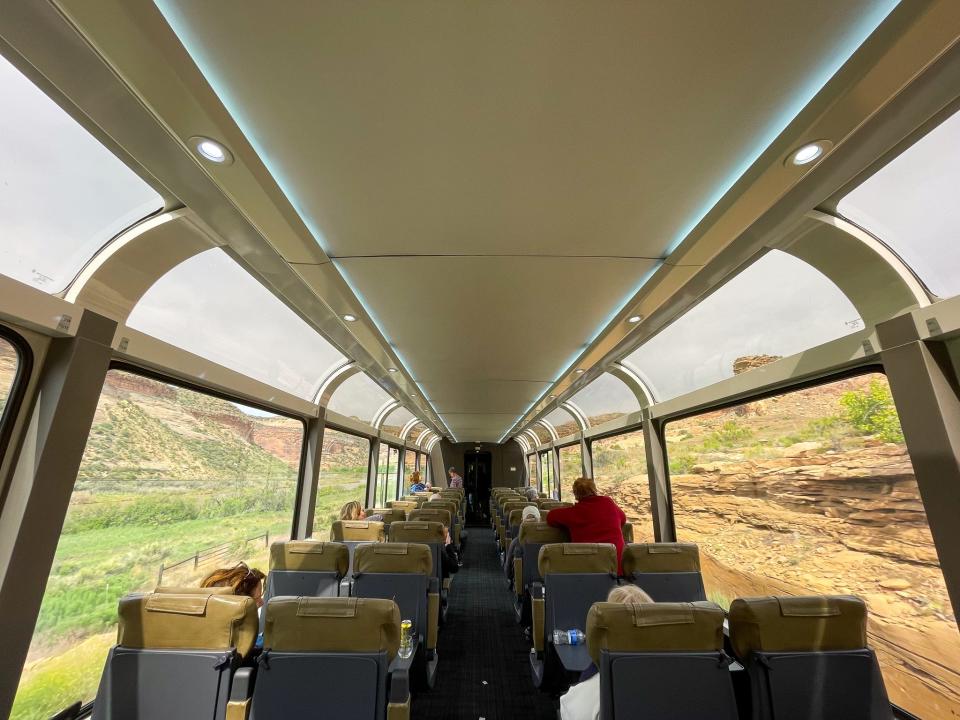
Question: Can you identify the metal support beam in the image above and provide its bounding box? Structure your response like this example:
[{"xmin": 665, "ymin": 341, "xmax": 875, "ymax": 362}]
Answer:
[
  {"xmin": 644, "ymin": 417, "xmax": 673, "ymax": 543},
  {"xmin": 367, "ymin": 439, "xmax": 381, "ymax": 508},
  {"xmin": 296, "ymin": 410, "xmax": 325, "ymax": 539},
  {"xmin": 0, "ymin": 311, "xmax": 116, "ymax": 718}
]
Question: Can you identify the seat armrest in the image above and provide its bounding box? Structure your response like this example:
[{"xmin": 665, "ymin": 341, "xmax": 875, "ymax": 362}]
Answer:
[
  {"xmin": 428, "ymin": 578, "xmax": 440, "ymax": 651},
  {"xmin": 387, "ymin": 664, "xmax": 411, "ymax": 713},
  {"xmin": 531, "ymin": 582, "xmax": 545, "ymax": 652},
  {"xmin": 226, "ymin": 667, "xmax": 255, "ymax": 720}
]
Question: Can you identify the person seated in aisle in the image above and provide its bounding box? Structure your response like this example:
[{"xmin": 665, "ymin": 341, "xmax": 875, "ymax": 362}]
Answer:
[
  {"xmin": 441, "ymin": 524, "xmax": 461, "ymax": 578},
  {"xmin": 408, "ymin": 470, "xmax": 426, "ymax": 493},
  {"xmin": 199, "ymin": 562, "xmax": 267, "ymax": 608},
  {"xmin": 547, "ymin": 477, "xmax": 627, "ymax": 574},
  {"xmin": 522, "ymin": 486, "xmax": 539, "ymax": 502},
  {"xmin": 559, "ymin": 585, "xmax": 654, "ymax": 720},
  {"xmin": 502, "ymin": 505, "xmax": 540, "ymax": 580},
  {"xmin": 340, "ymin": 499, "xmax": 383, "ymax": 523},
  {"xmin": 448, "ymin": 466, "xmax": 464, "ymax": 489}
]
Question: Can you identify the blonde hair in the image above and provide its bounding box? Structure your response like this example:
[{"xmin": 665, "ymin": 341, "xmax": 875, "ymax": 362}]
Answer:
[
  {"xmin": 200, "ymin": 562, "xmax": 265, "ymax": 598},
  {"xmin": 607, "ymin": 584, "xmax": 654, "ymax": 605},
  {"xmin": 340, "ymin": 500, "xmax": 363, "ymax": 520},
  {"xmin": 572, "ymin": 477, "xmax": 598, "ymax": 501},
  {"xmin": 409, "ymin": 470, "xmax": 421, "ymax": 484}
]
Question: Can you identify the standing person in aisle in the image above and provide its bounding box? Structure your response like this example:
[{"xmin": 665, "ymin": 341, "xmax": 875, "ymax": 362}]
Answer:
[{"xmin": 448, "ymin": 466, "xmax": 464, "ymax": 489}]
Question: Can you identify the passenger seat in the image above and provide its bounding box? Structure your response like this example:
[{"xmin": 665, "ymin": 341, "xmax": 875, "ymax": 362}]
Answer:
[
  {"xmin": 585, "ymin": 600, "xmax": 737, "ymax": 720},
  {"xmin": 91, "ymin": 591, "xmax": 257, "ymax": 720},
  {"xmin": 264, "ymin": 539, "xmax": 348, "ymax": 600},
  {"xmin": 621, "ymin": 542, "xmax": 706, "ymax": 602},
  {"xmin": 330, "ymin": 519, "xmax": 385, "ymax": 576},
  {"xmin": 729, "ymin": 595, "xmax": 893, "ymax": 720},
  {"xmin": 254, "ymin": 596, "xmax": 409, "ymax": 719}
]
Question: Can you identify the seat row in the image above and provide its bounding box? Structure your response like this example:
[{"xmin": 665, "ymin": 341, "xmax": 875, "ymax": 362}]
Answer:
[{"xmin": 93, "ymin": 592, "xmax": 412, "ymax": 720}]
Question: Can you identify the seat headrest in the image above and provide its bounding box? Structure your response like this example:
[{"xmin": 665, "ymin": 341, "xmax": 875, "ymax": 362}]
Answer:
[
  {"xmin": 728, "ymin": 596, "xmax": 867, "ymax": 659},
  {"xmin": 389, "ymin": 520, "xmax": 446, "ymax": 544},
  {"xmin": 501, "ymin": 501, "xmax": 529, "ymax": 516},
  {"xmin": 586, "ymin": 601, "xmax": 725, "ymax": 665},
  {"xmin": 539, "ymin": 543, "xmax": 617, "ymax": 575},
  {"xmin": 508, "ymin": 508, "xmax": 526, "ymax": 527},
  {"xmin": 153, "ymin": 585, "xmax": 234, "ymax": 595},
  {"xmin": 518, "ymin": 522, "xmax": 569, "ymax": 544},
  {"xmin": 400, "ymin": 496, "xmax": 428, "ymax": 507},
  {"xmin": 269, "ymin": 540, "xmax": 349, "ymax": 575},
  {"xmin": 622, "ymin": 543, "xmax": 701, "ymax": 575},
  {"xmin": 407, "ymin": 508, "xmax": 452, "ymax": 527},
  {"xmin": 388, "ymin": 500, "xmax": 418, "ymax": 511},
  {"xmin": 330, "ymin": 520, "xmax": 385, "ymax": 541},
  {"xmin": 264, "ymin": 596, "xmax": 400, "ymax": 660},
  {"xmin": 538, "ymin": 501, "xmax": 573, "ymax": 511},
  {"xmin": 365, "ymin": 508, "xmax": 405, "ymax": 523},
  {"xmin": 118, "ymin": 592, "xmax": 258, "ymax": 659},
  {"xmin": 354, "ymin": 542, "xmax": 433, "ymax": 575}
]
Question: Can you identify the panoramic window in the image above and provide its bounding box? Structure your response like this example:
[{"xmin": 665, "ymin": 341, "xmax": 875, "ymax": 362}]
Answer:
[
  {"xmin": 0, "ymin": 336, "xmax": 20, "ymax": 422},
  {"xmin": 528, "ymin": 454, "xmax": 538, "ymax": 491},
  {"xmin": 543, "ymin": 407, "xmax": 578, "ymax": 439},
  {"xmin": 540, "ymin": 450, "xmax": 556, "ymax": 499},
  {"xmin": 404, "ymin": 448, "xmax": 416, "ymax": 483},
  {"xmin": 0, "ymin": 56, "xmax": 162, "ymax": 293},
  {"xmin": 666, "ymin": 372, "xmax": 959, "ymax": 718},
  {"xmin": 592, "ymin": 429, "xmax": 651, "ymax": 542},
  {"xmin": 838, "ymin": 108, "xmax": 960, "ymax": 300},
  {"xmin": 568, "ymin": 372, "xmax": 642, "ymax": 427},
  {"xmin": 530, "ymin": 424, "xmax": 552, "ymax": 444},
  {"xmin": 375, "ymin": 444, "xmax": 400, "ymax": 506},
  {"xmin": 128, "ymin": 249, "xmax": 346, "ymax": 400},
  {"xmin": 326, "ymin": 372, "xmax": 394, "ymax": 423},
  {"xmin": 558, "ymin": 443, "xmax": 583, "ymax": 484},
  {"xmin": 381, "ymin": 405, "xmax": 415, "ymax": 437},
  {"xmin": 407, "ymin": 423, "xmax": 427, "ymax": 443},
  {"xmin": 623, "ymin": 250, "xmax": 861, "ymax": 402},
  {"xmin": 12, "ymin": 371, "xmax": 302, "ymax": 719},
  {"xmin": 313, "ymin": 427, "xmax": 370, "ymax": 537}
]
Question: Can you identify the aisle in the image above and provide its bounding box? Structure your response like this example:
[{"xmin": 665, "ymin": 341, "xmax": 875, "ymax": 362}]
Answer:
[{"xmin": 411, "ymin": 527, "xmax": 558, "ymax": 720}]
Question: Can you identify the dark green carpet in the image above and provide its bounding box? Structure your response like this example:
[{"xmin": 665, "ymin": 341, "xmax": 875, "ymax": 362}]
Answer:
[{"xmin": 411, "ymin": 527, "xmax": 558, "ymax": 720}]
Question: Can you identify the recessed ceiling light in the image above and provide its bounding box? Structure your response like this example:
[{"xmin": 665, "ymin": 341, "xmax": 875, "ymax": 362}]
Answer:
[
  {"xmin": 575, "ymin": 369, "xmax": 585, "ymax": 374},
  {"xmin": 627, "ymin": 315, "xmax": 643, "ymax": 324},
  {"xmin": 189, "ymin": 136, "xmax": 233, "ymax": 165},
  {"xmin": 342, "ymin": 314, "xmax": 357, "ymax": 322},
  {"xmin": 787, "ymin": 140, "xmax": 831, "ymax": 166},
  {"xmin": 388, "ymin": 367, "xmax": 398, "ymax": 373},
  {"xmin": 548, "ymin": 395, "xmax": 556, "ymax": 399}
]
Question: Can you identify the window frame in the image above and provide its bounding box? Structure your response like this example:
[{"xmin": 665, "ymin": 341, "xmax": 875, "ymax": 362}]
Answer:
[{"xmin": 0, "ymin": 324, "xmax": 32, "ymax": 478}]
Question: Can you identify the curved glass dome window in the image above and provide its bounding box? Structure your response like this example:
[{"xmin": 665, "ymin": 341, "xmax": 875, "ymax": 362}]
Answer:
[
  {"xmin": 542, "ymin": 407, "xmax": 578, "ymax": 439},
  {"xmin": 327, "ymin": 371, "xmax": 394, "ymax": 423},
  {"xmin": 0, "ymin": 56, "xmax": 162, "ymax": 292},
  {"xmin": 381, "ymin": 405, "xmax": 415, "ymax": 437},
  {"xmin": 127, "ymin": 249, "xmax": 346, "ymax": 400},
  {"xmin": 623, "ymin": 249, "xmax": 861, "ymax": 402},
  {"xmin": 568, "ymin": 372, "xmax": 642, "ymax": 427},
  {"xmin": 838, "ymin": 108, "xmax": 960, "ymax": 300},
  {"xmin": 407, "ymin": 422, "xmax": 428, "ymax": 443},
  {"xmin": 529, "ymin": 424, "xmax": 552, "ymax": 444}
]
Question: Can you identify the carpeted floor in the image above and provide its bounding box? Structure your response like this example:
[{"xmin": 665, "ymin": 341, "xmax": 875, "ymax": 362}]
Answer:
[{"xmin": 411, "ymin": 527, "xmax": 558, "ymax": 720}]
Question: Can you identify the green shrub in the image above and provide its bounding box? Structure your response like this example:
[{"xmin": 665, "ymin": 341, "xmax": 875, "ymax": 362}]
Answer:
[
  {"xmin": 840, "ymin": 379, "xmax": 904, "ymax": 443},
  {"xmin": 701, "ymin": 420, "xmax": 753, "ymax": 451},
  {"xmin": 668, "ymin": 452, "xmax": 697, "ymax": 475}
]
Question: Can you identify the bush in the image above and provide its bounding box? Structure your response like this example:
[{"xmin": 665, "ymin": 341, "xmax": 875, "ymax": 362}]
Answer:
[
  {"xmin": 669, "ymin": 452, "xmax": 697, "ymax": 475},
  {"xmin": 701, "ymin": 420, "xmax": 753, "ymax": 451},
  {"xmin": 840, "ymin": 379, "xmax": 904, "ymax": 443}
]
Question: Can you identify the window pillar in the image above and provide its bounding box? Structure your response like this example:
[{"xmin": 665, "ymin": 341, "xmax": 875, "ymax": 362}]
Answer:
[
  {"xmin": 643, "ymin": 417, "xmax": 673, "ymax": 543},
  {"xmin": 296, "ymin": 411, "xmax": 325, "ymax": 539}
]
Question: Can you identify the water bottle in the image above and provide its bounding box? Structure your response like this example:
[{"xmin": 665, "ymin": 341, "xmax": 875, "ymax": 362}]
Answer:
[
  {"xmin": 552, "ymin": 628, "xmax": 585, "ymax": 646},
  {"xmin": 398, "ymin": 619, "xmax": 414, "ymax": 659}
]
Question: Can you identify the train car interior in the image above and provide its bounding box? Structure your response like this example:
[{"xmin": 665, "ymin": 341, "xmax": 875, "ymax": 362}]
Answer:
[{"xmin": 2, "ymin": 2, "xmax": 960, "ymax": 718}]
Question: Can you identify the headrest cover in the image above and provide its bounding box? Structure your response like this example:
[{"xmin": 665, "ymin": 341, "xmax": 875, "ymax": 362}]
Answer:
[
  {"xmin": 539, "ymin": 543, "xmax": 617, "ymax": 575},
  {"xmin": 539, "ymin": 501, "xmax": 573, "ymax": 511},
  {"xmin": 264, "ymin": 596, "xmax": 400, "ymax": 660},
  {"xmin": 427, "ymin": 500, "xmax": 458, "ymax": 514},
  {"xmin": 389, "ymin": 520, "xmax": 446, "ymax": 544},
  {"xmin": 118, "ymin": 592, "xmax": 258, "ymax": 659},
  {"xmin": 407, "ymin": 508, "xmax": 452, "ymax": 527},
  {"xmin": 354, "ymin": 542, "xmax": 433, "ymax": 575},
  {"xmin": 153, "ymin": 585, "xmax": 234, "ymax": 595},
  {"xmin": 622, "ymin": 543, "xmax": 701, "ymax": 575},
  {"xmin": 365, "ymin": 508, "xmax": 405, "ymax": 523},
  {"xmin": 502, "ymin": 500, "xmax": 528, "ymax": 514},
  {"xmin": 586, "ymin": 601, "xmax": 725, "ymax": 665},
  {"xmin": 728, "ymin": 595, "xmax": 867, "ymax": 658},
  {"xmin": 331, "ymin": 520, "xmax": 385, "ymax": 541},
  {"xmin": 269, "ymin": 540, "xmax": 349, "ymax": 575},
  {"xmin": 388, "ymin": 500, "xmax": 418, "ymax": 511},
  {"xmin": 518, "ymin": 522, "xmax": 569, "ymax": 545}
]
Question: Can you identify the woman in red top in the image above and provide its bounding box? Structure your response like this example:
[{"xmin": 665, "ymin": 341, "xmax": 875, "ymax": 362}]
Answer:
[{"xmin": 546, "ymin": 477, "xmax": 627, "ymax": 574}]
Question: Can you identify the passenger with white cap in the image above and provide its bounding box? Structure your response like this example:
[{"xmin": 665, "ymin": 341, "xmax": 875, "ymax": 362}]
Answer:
[{"xmin": 502, "ymin": 505, "xmax": 541, "ymax": 580}]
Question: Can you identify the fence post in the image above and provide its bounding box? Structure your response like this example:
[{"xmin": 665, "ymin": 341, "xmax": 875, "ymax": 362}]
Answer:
[
  {"xmin": 193, "ymin": 551, "xmax": 198, "ymax": 569},
  {"xmin": 157, "ymin": 564, "xmax": 164, "ymax": 586},
  {"xmin": 265, "ymin": 531, "xmax": 269, "ymax": 548}
]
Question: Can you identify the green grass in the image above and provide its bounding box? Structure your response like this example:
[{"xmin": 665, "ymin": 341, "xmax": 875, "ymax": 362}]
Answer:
[{"xmin": 11, "ymin": 482, "xmax": 362, "ymax": 720}]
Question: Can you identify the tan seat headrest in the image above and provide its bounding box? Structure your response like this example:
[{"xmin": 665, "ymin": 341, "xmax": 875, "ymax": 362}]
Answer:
[
  {"xmin": 389, "ymin": 520, "xmax": 446, "ymax": 544},
  {"xmin": 728, "ymin": 596, "xmax": 867, "ymax": 659},
  {"xmin": 153, "ymin": 585, "xmax": 234, "ymax": 595},
  {"xmin": 539, "ymin": 501, "xmax": 573, "ymax": 511},
  {"xmin": 517, "ymin": 522, "xmax": 569, "ymax": 545},
  {"xmin": 388, "ymin": 500, "xmax": 418, "ymax": 511},
  {"xmin": 118, "ymin": 592, "xmax": 258, "ymax": 659},
  {"xmin": 407, "ymin": 508, "xmax": 452, "ymax": 527},
  {"xmin": 354, "ymin": 542, "xmax": 433, "ymax": 575},
  {"xmin": 331, "ymin": 520, "xmax": 385, "ymax": 541},
  {"xmin": 539, "ymin": 543, "xmax": 617, "ymax": 575},
  {"xmin": 586, "ymin": 601, "xmax": 725, "ymax": 665},
  {"xmin": 365, "ymin": 508, "xmax": 405, "ymax": 524},
  {"xmin": 622, "ymin": 543, "xmax": 701, "ymax": 575},
  {"xmin": 264, "ymin": 596, "xmax": 400, "ymax": 660},
  {"xmin": 269, "ymin": 540, "xmax": 349, "ymax": 575}
]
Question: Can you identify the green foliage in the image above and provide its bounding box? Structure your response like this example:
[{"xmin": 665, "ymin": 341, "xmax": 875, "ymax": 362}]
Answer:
[
  {"xmin": 707, "ymin": 589, "xmax": 733, "ymax": 611},
  {"xmin": 701, "ymin": 420, "xmax": 754, "ymax": 451},
  {"xmin": 840, "ymin": 379, "xmax": 904, "ymax": 443},
  {"xmin": 669, "ymin": 452, "xmax": 697, "ymax": 475},
  {"xmin": 778, "ymin": 415, "xmax": 845, "ymax": 447}
]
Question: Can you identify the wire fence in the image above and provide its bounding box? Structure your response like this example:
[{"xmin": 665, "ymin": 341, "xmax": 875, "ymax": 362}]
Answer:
[{"xmin": 157, "ymin": 531, "xmax": 270, "ymax": 585}]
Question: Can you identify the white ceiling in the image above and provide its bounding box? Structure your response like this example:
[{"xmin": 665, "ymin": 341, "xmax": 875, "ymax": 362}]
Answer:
[{"xmin": 154, "ymin": 0, "xmax": 889, "ymax": 440}]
